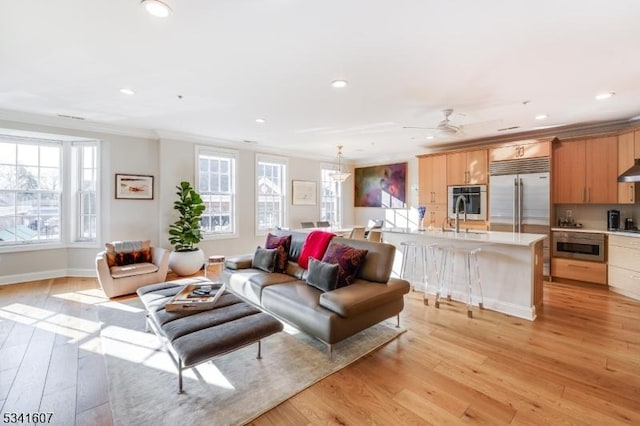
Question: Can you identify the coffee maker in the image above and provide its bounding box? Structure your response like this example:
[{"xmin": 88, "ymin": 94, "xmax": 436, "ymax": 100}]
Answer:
[
  {"xmin": 625, "ymin": 217, "xmax": 635, "ymax": 230},
  {"xmin": 607, "ymin": 210, "xmax": 620, "ymax": 230}
]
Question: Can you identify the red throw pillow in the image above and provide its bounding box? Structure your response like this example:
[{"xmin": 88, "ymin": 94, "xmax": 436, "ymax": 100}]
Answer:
[
  {"xmin": 298, "ymin": 231, "xmax": 335, "ymax": 269},
  {"xmin": 265, "ymin": 233, "xmax": 292, "ymax": 273},
  {"xmin": 322, "ymin": 243, "xmax": 368, "ymax": 288}
]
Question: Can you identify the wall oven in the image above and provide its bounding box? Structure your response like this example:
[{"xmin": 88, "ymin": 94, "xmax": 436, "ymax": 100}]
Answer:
[
  {"xmin": 448, "ymin": 185, "xmax": 487, "ymax": 220},
  {"xmin": 552, "ymin": 231, "xmax": 605, "ymax": 262}
]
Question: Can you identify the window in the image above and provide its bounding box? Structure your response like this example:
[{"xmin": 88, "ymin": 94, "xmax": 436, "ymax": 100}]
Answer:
[
  {"xmin": 196, "ymin": 146, "xmax": 237, "ymax": 237},
  {"xmin": 256, "ymin": 154, "xmax": 287, "ymax": 233},
  {"xmin": 320, "ymin": 166, "xmax": 342, "ymax": 227},
  {"xmin": 0, "ymin": 135, "xmax": 99, "ymax": 249},
  {"xmin": 72, "ymin": 143, "xmax": 98, "ymax": 241}
]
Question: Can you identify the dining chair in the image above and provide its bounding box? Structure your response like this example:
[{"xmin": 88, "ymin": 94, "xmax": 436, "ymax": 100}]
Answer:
[
  {"xmin": 367, "ymin": 229, "xmax": 382, "ymax": 242},
  {"xmin": 316, "ymin": 221, "xmax": 331, "ymax": 228},
  {"xmin": 349, "ymin": 226, "xmax": 366, "ymax": 239},
  {"xmin": 300, "ymin": 222, "xmax": 315, "ymax": 228}
]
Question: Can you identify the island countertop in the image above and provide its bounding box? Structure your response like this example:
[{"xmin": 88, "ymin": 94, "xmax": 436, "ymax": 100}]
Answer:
[{"xmin": 382, "ymin": 228, "xmax": 547, "ymax": 247}]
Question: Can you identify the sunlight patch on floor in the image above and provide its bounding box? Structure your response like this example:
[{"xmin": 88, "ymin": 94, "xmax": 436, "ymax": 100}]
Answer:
[{"xmin": 53, "ymin": 290, "xmax": 108, "ymax": 305}]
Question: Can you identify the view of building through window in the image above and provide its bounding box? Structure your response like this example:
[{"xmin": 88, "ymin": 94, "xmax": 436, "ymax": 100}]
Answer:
[
  {"xmin": 0, "ymin": 136, "xmax": 98, "ymax": 247},
  {"xmin": 197, "ymin": 147, "xmax": 236, "ymax": 235},
  {"xmin": 320, "ymin": 167, "xmax": 341, "ymax": 227},
  {"xmin": 256, "ymin": 155, "xmax": 287, "ymax": 232}
]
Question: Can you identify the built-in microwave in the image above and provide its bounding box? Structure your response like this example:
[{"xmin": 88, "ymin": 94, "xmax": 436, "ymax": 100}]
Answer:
[{"xmin": 448, "ymin": 185, "xmax": 487, "ymax": 220}]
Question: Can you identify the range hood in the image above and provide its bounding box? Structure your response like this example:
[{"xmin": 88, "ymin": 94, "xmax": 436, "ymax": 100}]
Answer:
[{"xmin": 618, "ymin": 159, "xmax": 640, "ymax": 182}]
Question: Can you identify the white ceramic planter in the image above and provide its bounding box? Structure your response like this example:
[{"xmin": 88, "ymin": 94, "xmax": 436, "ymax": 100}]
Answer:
[{"xmin": 169, "ymin": 248, "xmax": 205, "ymax": 276}]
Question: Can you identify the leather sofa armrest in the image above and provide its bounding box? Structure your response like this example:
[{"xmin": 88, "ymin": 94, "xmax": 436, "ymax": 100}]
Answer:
[
  {"xmin": 225, "ymin": 254, "xmax": 254, "ymax": 270},
  {"xmin": 319, "ymin": 278, "xmax": 410, "ymax": 317}
]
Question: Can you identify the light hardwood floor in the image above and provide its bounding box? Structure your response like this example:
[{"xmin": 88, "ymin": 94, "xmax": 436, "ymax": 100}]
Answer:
[{"xmin": 1, "ymin": 277, "xmax": 639, "ymax": 425}]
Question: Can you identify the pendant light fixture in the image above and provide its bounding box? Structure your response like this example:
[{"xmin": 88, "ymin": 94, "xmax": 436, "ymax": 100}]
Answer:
[
  {"xmin": 142, "ymin": 0, "xmax": 172, "ymax": 18},
  {"xmin": 330, "ymin": 145, "xmax": 351, "ymax": 182}
]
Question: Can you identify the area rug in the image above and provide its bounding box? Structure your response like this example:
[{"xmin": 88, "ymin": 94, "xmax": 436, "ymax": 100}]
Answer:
[{"xmin": 98, "ymin": 297, "xmax": 405, "ymax": 426}]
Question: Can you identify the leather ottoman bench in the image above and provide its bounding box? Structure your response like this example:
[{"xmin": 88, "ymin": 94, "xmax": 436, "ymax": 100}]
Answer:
[{"xmin": 137, "ymin": 277, "xmax": 283, "ymax": 393}]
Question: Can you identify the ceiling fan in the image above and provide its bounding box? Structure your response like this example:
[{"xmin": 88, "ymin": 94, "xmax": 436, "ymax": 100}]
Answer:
[{"xmin": 404, "ymin": 108, "xmax": 464, "ymax": 136}]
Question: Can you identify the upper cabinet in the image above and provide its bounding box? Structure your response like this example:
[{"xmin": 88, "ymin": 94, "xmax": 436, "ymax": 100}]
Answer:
[
  {"xmin": 489, "ymin": 140, "xmax": 551, "ymax": 162},
  {"xmin": 553, "ymin": 136, "xmax": 618, "ymax": 204},
  {"xmin": 418, "ymin": 154, "xmax": 447, "ymax": 205},
  {"xmin": 618, "ymin": 130, "xmax": 640, "ymax": 204},
  {"xmin": 446, "ymin": 148, "xmax": 487, "ymax": 185}
]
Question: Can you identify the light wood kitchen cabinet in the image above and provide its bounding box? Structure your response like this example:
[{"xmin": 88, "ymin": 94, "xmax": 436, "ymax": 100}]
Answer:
[
  {"xmin": 552, "ymin": 136, "xmax": 618, "ymax": 204},
  {"xmin": 608, "ymin": 234, "xmax": 640, "ymax": 300},
  {"xmin": 618, "ymin": 130, "xmax": 640, "ymax": 204},
  {"xmin": 418, "ymin": 154, "xmax": 448, "ymax": 228},
  {"xmin": 446, "ymin": 148, "xmax": 487, "ymax": 185},
  {"xmin": 418, "ymin": 154, "xmax": 447, "ymax": 204},
  {"xmin": 551, "ymin": 257, "xmax": 607, "ymax": 285},
  {"xmin": 489, "ymin": 139, "xmax": 551, "ymax": 162}
]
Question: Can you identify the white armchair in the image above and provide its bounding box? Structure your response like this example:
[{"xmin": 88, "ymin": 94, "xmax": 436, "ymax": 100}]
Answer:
[{"xmin": 96, "ymin": 240, "xmax": 170, "ymax": 298}]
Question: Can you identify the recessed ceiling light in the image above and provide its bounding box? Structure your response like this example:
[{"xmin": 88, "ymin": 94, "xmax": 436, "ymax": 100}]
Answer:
[
  {"xmin": 535, "ymin": 114, "xmax": 548, "ymax": 120},
  {"xmin": 141, "ymin": 0, "xmax": 171, "ymax": 18},
  {"xmin": 331, "ymin": 80, "xmax": 348, "ymax": 88},
  {"xmin": 595, "ymin": 92, "xmax": 615, "ymax": 100},
  {"xmin": 426, "ymin": 135, "xmax": 435, "ymax": 140},
  {"xmin": 120, "ymin": 88, "xmax": 135, "ymax": 95},
  {"xmin": 255, "ymin": 118, "xmax": 266, "ymax": 124}
]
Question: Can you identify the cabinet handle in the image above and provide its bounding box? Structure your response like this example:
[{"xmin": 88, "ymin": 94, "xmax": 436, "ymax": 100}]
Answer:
[
  {"xmin": 568, "ymin": 264, "xmax": 589, "ymax": 269},
  {"xmin": 587, "ymin": 188, "xmax": 590, "ymax": 202},
  {"xmin": 630, "ymin": 185, "xmax": 634, "ymax": 203}
]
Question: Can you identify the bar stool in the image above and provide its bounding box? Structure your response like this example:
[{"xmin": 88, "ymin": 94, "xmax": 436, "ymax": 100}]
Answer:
[
  {"xmin": 400, "ymin": 241, "xmax": 427, "ymax": 294},
  {"xmin": 400, "ymin": 240, "xmax": 442, "ymax": 302},
  {"xmin": 434, "ymin": 246, "xmax": 484, "ymax": 318},
  {"xmin": 204, "ymin": 255, "xmax": 225, "ymax": 283}
]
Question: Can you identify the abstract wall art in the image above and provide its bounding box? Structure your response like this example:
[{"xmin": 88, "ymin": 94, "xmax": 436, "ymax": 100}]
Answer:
[{"xmin": 354, "ymin": 162, "xmax": 407, "ymax": 208}]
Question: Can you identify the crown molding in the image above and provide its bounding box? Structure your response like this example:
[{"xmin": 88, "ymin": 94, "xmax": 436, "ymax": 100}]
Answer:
[
  {"xmin": 0, "ymin": 108, "xmax": 157, "ymax": 139},
  {"xmin": 421, "ymin": 117, "xmax": 640, "ymax": 153}
]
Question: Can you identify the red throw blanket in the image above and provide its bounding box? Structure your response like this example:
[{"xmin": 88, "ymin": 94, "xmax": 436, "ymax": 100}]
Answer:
[{"xmin": 298, "ymin": 230, "xmax": 336, "ymax": 269}]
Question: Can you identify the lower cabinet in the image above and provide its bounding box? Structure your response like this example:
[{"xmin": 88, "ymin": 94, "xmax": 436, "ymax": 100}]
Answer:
[
  {"xmin": 608, "ymin": 235, "xmax": 640, "ymax": 300},
  {"xmin": 551, "ymin": 257, "xmax": 607, "ymax": 285}
]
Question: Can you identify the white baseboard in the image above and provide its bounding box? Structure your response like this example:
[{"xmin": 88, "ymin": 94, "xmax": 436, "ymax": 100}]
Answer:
[{"xmin": 0, "ymin": 268, "xmax": 95, "ymax": 286}]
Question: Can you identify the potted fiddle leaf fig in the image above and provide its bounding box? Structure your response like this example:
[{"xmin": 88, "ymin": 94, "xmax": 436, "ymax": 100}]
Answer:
[{"xmin": 168, "ymin": 181, "xmax": 206, "ymax": 276}]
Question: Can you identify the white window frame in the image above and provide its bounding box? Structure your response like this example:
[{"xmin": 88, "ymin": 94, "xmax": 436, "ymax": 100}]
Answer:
[
  {"xmin": 255, "ymin": 153, "xmax": 288, "ymax": 235},
  {"xmin": 195, "ymin": 145, "xmax": 238, "ymax": 239},
  {"xmin": 71, "ymin": 141, "xmax": 99, "ymax": 244},
  {"xmin": 320, "ymin": 164, "xmax": 342, "ymax": 227},
  {"xmin": 0, "ymin": 134, "xmax": 100, "ymax": 253}
]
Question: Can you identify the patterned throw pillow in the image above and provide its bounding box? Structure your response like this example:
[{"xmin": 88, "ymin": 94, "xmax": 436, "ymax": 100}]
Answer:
[
  {"xmin": 114, "ymin": 248, "xmax": 152, "ymax": 266},
  {"xmin": 106, "ymin": 240, "xmax": 151, "ymax": 267},
  {"xmin": 265, "ymin": 233, "xmax": 292, "ymax": 273},
  {"xmin": 321, "ymin": 243, "xmax": 368, "ymax": 288},
  {"xmin": 306, "ymin": 257, "xmax": 339, "ymax": 292}
]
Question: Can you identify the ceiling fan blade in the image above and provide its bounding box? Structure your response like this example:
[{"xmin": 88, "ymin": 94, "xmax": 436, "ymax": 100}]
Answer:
[{"xmin": 403, "ymin": 126, "xmax": 437, "ymax": 130}]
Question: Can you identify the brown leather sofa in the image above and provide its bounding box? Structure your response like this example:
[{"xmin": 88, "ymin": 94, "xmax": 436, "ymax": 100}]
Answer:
[{"xmin": 223, "ymin": 230, "xmax": 410, "ymax": 353}]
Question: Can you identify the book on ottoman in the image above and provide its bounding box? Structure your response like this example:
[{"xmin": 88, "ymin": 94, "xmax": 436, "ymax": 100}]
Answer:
[{"xmin": 165, "ymin": 282, "xmax": 226, "ymax": 312}]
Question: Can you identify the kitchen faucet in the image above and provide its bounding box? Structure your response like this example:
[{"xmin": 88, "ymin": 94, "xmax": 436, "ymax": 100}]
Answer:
[{"xmin": 454, "ymin": 195, "xmax": 467, "ymax": 233}]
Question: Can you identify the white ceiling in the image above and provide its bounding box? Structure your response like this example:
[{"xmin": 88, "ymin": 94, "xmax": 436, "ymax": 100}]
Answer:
[{"xmin": 1, "ymin": 0, "xmax": 640, "ymax": 162}]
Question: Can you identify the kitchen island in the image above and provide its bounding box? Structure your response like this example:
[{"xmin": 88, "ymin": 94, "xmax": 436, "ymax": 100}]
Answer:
[{"xmin": 383, "ymin": 228, "xmax": 547, "ymax": 321}]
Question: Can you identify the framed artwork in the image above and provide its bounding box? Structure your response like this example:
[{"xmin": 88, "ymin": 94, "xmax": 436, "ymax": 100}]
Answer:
[
  {"xmin": 115, "ymin": 174, "xmax": 154, "ymax": 200},
  {"xmin": 292, "ymin": 180, "xmax": 317, "ymax": 205},
  {"xmin": 354, "ymin": 162, "xmax": 407, "ymax": 208}
]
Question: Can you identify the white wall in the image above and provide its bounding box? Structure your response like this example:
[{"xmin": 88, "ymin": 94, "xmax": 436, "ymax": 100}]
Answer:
[
  {"xmin": 0, "ymin": 118, "xmax": 161, "ymax": 284},
  {"xmin": 0, "ymin": 122, "xmax": 357, "ymax": 284}
]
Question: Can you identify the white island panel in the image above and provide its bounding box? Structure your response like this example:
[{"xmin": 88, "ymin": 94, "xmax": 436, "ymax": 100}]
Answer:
[{"xmin": 383, "ymin": 228, "xmax": 546, "ymax": 321}]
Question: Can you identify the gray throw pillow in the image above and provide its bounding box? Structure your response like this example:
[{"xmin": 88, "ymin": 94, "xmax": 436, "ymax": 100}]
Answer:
[
  {"xmin": 306, "ymin": 257, "xmax": 339, "ymax": 292},
  {"xmin": 252, "ymin": 246, "xmax": 277, "ymax": 272}
]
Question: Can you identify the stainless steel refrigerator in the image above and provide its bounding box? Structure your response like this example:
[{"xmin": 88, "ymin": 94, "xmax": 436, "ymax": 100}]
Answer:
[{"xmin": 489, "ymin": 158, "xmax": 551, "ymax": 275}]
